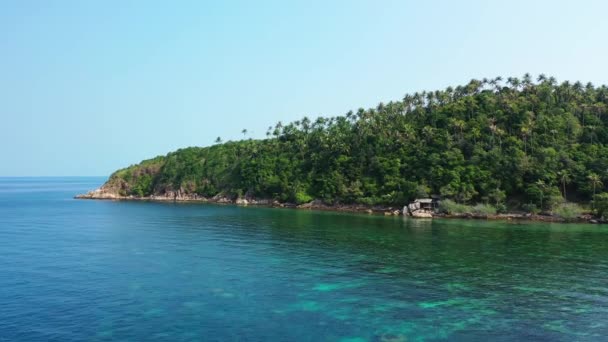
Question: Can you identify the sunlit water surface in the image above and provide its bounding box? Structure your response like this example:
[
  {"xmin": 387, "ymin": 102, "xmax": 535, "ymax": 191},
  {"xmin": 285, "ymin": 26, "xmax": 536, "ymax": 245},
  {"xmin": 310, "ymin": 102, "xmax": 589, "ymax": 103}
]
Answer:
[{"xmin": 1, "ymin": 178, "xmax": 608, "ymax": 341}]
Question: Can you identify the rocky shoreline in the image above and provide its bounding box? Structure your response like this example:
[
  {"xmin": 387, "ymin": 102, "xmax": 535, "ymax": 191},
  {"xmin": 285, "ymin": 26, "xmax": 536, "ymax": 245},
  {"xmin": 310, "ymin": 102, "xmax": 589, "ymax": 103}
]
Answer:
[
  {"xmin": 74, "ymin": 188, "xmax": 403, "ymax": 215},
  {"xmin": 75, "ymin": 188, "xmax": 603, "ymax": 224}
]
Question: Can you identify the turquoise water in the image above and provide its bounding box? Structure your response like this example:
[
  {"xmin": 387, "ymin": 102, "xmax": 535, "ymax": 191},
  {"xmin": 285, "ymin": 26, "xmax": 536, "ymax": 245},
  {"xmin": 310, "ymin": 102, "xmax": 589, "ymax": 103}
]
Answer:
[{"xmin": 2, "ymin": 178, "xmax": 608, "ymax": 341}]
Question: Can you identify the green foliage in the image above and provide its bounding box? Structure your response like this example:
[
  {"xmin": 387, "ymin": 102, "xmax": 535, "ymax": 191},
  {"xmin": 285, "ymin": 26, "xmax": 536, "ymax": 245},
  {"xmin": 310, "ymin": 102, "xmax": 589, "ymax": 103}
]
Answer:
[
  {"xmin": 294, "ymin": 191, "xmax": 313, "ymax": 205},
  {"xmin": 131, "ymin": 174, "xmax": 153, "ymax": 197},
  {"xmin": 438, "ymin": 200, "xmax": 496, "ymax": 216},
  {"xmin": 439, "ymin": 199, "xmax": 471, "ymax": 214},
  {"xmin": 522, "ymin": 203, "xmax": 540, "ymax": 214},
  {"xmin": 495, "ymin": 203, "xmax": 507, "ymax": 214},
  {"xmin": 415, "ymin": 184, "xmax": 431, "ymax": 198},
  {"xmin": 103, "ymin": 75, "xmax": 608, "ymax": 210},
  {"xmin": 488, "ymin": 188, "xmax": 506, "ymax": 206},
  {"xmin": 471, "ymin": 203, "xmax": 497, "ymax": 216},
  {"xmin": 593, "ymin": 193, "xmax": 608, "ymax": 218},
  {"xmin": 553, "ymin": 202, "xmax": 583, "ymax": 221},
  {"xmin": 526, "ymin": 183, "xmax": 562, "ymax": 211},
  {"xmin": 547, "ymin": 193, "xmax": 565, "ymax": 212}
]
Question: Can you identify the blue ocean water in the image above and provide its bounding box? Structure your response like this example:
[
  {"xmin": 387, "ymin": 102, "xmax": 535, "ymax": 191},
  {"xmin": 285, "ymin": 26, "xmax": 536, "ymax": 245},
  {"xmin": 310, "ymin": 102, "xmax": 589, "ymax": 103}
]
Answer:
[{"xmin": 1, "ymin": 177, "xmax": 608, "ymax": 341}]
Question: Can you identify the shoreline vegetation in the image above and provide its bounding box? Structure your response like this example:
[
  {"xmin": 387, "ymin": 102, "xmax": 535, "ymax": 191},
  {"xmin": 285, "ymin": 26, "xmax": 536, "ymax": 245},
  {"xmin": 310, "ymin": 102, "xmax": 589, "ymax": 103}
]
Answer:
[
  {"xmin": 77, "ymin": 74, "xmax": 608, "ymax": 224},
  {"xmin": 75, "ymin": 190, "xmax": 599, "ymax": 224}
]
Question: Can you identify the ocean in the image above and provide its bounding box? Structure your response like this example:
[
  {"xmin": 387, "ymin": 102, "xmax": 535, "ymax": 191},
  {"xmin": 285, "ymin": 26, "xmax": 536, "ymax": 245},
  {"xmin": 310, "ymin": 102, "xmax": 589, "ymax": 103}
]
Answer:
[{"xmin": 1, "ymin": 177, "xmax": 608, "ymax": 341}]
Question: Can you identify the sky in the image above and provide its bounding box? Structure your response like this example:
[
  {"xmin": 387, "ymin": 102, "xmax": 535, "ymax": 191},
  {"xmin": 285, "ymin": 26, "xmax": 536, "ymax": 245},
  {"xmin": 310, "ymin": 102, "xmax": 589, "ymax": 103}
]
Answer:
[{"xmin": 1, "ymin": 0, "xmax": 608, "ymax": 176}]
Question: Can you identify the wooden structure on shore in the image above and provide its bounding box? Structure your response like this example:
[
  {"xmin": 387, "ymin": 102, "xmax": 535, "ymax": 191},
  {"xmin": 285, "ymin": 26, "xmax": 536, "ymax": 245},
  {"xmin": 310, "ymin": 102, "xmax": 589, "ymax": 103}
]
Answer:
[{"xmin": 404, "ymin": 197, "xmax": 440, "ymax": 217}]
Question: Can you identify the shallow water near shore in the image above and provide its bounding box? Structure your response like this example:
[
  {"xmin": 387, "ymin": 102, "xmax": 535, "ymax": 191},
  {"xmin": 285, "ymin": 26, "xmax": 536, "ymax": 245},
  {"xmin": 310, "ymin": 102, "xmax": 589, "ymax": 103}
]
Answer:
[{"xmin": 2, "ymin": 177, "xmax": 608, "ymax": 341}]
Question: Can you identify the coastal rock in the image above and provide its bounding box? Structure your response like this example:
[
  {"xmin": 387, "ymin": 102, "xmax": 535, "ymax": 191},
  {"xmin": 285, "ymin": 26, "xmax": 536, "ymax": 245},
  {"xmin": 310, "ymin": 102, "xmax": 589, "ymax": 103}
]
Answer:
[
  {"xmin": 76, "ymin": 188, "xmax": 435, "ymax": 219},
  {"xmin": 235, "ymin": 198, "xmax": 248, "ymax": 205},
  {"xmin": 212, "ymin": 194, "xmax": 232, "ymax": 203},
  {"xmin": 75, "ymin": 188, "xmax": 121, "ymax": 200},
  {"xmin": 297, "ymin": 199, "xmax": 326, "ymax": 209},
  {"xmin": 250, "ymin": 198, "xmax": 271, "ymax": 205},
  {"xmin": 297, "ymin": 201, "xmax": 313, "ymax": 209},
  {"xmin": 411, "ymin": 211, "xmax": 433, "ymax": 218}
]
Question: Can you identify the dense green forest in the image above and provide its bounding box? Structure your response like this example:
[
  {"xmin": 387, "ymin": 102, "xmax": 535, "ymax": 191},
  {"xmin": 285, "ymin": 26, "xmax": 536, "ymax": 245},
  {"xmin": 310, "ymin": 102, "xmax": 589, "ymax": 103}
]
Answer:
[{"xmin": 103, "ymin": 74, "xmax": 608, "ymax": 215}]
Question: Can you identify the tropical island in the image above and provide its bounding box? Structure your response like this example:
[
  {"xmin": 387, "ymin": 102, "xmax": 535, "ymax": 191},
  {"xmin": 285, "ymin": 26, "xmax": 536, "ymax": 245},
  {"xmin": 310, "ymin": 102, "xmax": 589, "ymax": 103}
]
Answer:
[{"xmin": 78, "ymin": 74, "xmax": 608, "ymax": 222}]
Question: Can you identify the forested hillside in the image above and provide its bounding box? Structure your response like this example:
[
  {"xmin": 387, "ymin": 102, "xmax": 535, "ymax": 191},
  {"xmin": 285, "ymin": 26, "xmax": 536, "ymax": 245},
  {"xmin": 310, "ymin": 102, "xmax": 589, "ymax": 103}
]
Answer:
[{"xmin": 100, "ymin": 74, "xmax": 608, "ymax": 214}]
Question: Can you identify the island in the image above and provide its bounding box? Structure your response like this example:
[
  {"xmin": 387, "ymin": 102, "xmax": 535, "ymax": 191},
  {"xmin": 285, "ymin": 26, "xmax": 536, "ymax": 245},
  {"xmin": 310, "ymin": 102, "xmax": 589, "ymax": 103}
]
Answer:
[{"xmin": 78, "ymin": 74, "xmax": 608, "ymax": 222}]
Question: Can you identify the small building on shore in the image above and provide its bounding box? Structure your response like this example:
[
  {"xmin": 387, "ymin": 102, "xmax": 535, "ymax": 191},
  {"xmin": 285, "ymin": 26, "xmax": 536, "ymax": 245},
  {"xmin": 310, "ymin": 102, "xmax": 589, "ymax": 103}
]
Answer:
[{"xmin": 405, "ymin": 197, "xmax": 440, "ymax": 217}]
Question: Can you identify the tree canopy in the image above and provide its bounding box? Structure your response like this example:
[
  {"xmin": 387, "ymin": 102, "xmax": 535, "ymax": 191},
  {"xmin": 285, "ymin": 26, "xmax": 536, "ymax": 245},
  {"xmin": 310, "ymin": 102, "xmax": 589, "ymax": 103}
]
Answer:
[{"xmin": 103, "ymin": 75, "xmax": 608, "ymax": 211}]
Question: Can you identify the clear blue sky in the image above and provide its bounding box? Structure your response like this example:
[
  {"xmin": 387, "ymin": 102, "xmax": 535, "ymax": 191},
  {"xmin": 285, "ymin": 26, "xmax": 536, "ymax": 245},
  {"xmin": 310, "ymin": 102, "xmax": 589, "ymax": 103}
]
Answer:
[{"xmin": 1, "ymin": 0, "xmax": 607, "ymax": 176}]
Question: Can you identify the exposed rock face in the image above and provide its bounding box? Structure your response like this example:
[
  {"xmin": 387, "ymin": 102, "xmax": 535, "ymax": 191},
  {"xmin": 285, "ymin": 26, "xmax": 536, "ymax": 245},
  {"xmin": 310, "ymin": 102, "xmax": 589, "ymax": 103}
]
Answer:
[
  {"xmin": 74, "ymin": 189, "xmax": 599, "ymax": 223},
  {"xmin": 75, "ymin": 187, "xmax": 404, "ymax": 216},
  {"xmin": 411, "ymin": 211, "xmax": 433, "ymax": 218},
  {"xmin": 211, "ymin": 194, "xmax": 232, "ymax": 203},
  {"xmin": 235, "ymin": 198, "xmax": 248, "ymax": 205},
  {"xmin": 76, "ymin": 187, "xmax": 601, "ymax": 223},
  {"xmin": 75, "ymin": 188, "xmax": 122, "ymax": 200},
  {"xmin": 76, "ymin": 187, "xmax": 204, "ymax": 202}
]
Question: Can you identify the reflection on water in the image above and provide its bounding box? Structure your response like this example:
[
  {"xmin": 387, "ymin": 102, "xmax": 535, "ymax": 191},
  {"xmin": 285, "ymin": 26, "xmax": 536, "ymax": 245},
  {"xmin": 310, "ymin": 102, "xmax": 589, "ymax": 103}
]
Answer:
[{"xmin": 1, "ymin": 178, "xmax": 608, "ymax": 341}]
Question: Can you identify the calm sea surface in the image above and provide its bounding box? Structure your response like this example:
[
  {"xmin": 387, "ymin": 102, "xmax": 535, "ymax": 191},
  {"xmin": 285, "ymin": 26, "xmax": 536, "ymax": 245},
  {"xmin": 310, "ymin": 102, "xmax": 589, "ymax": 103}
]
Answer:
[{"xmin": 1, "ymin": 178, "xmax": 608, "ymax": 341}]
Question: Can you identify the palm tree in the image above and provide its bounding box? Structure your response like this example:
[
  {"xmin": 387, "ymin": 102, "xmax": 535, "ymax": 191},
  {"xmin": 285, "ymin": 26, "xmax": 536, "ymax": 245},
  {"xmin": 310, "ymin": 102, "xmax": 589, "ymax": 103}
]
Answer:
[
  {"xmin": 402, "ymin": 123, "xmax": 415, "ymax": 141},
  {"xmin": 535, "ymin": 180, "xmax": 547, "ymax": 210},
  {"xmin": 422, "ymin": 126, "xmax": 435, "ymax": 145},
  {"xmin": 442, "ymin": 86, "xmax": 452, "ymax": 101},
  {"xmin": 454, "ymin": 86, "xmax": 465, "ymax": 98},
  {"xmin": 558, "ymin": 170, "xmax": 571, "ymax": 200},
  {"xmin": 489, "ymin": 78, "xmax": 497, "ymax": 90},
  {"xmin": 469, "ymin": 127, "xmax": 481, "ymax": 145},
  {"xmin": 301, "ymin": 116, "xmax": 311, "ymax": 133},
  {"xmin": 241, "ymin": 129, "xmax": 248, "ymax": 138},
  {"xmin": 466, "ymin": 79, "xmax": 482, "ymax": 94},
  {"xmin": 560, "ymin": 81, "xmax": 572, "ymax": 102},
  {"xmin": 273, "ymin": 121, "xmax": 284, "ymax": 137},
  {"xmin": 490, "ymin": 77, "xmax": 503, "ymax": 92},
  {"xmin": 215, "ymin": 137, "xmax": 222, "ymax": 144},
  {"xmin": 588, "ymin": 173, "xmax": 603, "ymax": 207},
  {"xmin": 488, "ymin": 117, "xmax": 498, "ymax": 146},
  {"xmin": 345, "ymin": 111, "xmax": 354, "ymax": 122},
  {"xmin": 587, "ymin": 125, "xmax": 596, "ymax": 144},
  {"xmin": 523, "ymin": 73, "xmax": 532, "ymax": 88},
  {"xmin": 450, "ymin": 118, "xmax": 465, "ymax": 140},
  {"xmin": 537, "ymin": 74, "xmax": 547, "ymax": 83}
]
